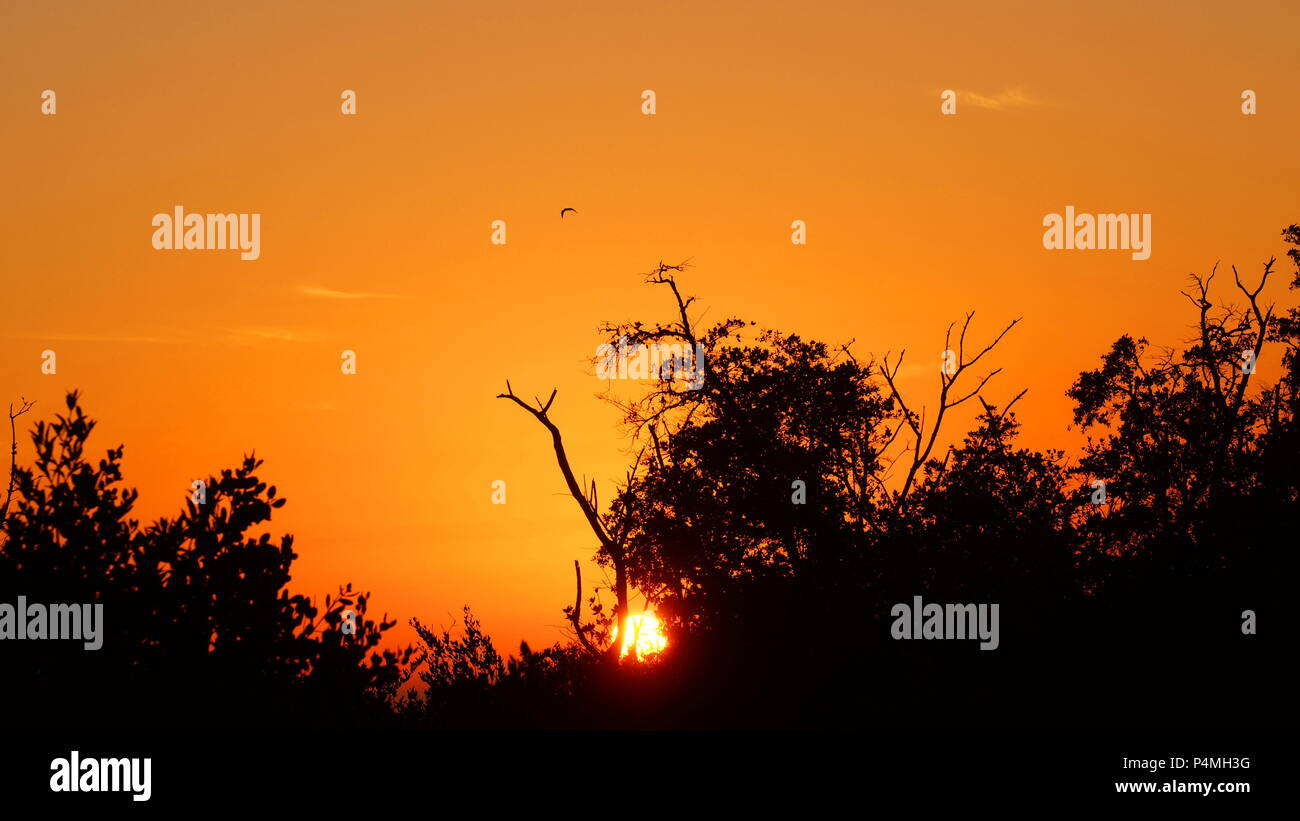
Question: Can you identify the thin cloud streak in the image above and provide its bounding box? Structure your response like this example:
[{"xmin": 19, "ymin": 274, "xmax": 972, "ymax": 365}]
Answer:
[
  {"xmin": 949, "ymin": 87, "xmax": 1042, "ymax": 110},
  {"xmin": 298, "ymin": 285, "xmax": 401, "ymax": 300},
  {"xmin": 224, "ymin": 327, "xmax": 316, "ymax": 344}
]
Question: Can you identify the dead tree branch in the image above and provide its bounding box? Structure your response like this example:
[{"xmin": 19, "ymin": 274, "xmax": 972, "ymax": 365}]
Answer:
[
  {"xmin": 880, "ymin": 313, "xmax": 1021, "ymax": 512},
  {"xmin": 497, "ymin": 381, "xmax": 632, "ymax": 660},
  {"xmin": 3, "ymin": 398, "xmax": 36, "ymax": 535},
  {"xmin": 570, "ymin": 559, "xmax": 598, "ymax": 655}
]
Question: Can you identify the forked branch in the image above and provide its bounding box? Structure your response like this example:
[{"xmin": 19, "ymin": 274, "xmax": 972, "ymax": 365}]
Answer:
[
  {"xmin": 3, "ymin": 398, "xmax": 36, "ymax": 534},
  {"xmin": 879, "ymin": 314, "xmax": 1021, "ymax": 511},
  {"xmin": 497, "ymin": 381, "xmax": 632, "ymax": 659}
]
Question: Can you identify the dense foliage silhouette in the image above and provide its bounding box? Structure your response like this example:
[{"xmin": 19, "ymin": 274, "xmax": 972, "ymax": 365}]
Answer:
[
  {"xmin": 0, "ymin": 393, "xmax": 410, "ymax": 729},
  {"xmin": 3, "ymin": 225, "xmax": 1292, "ymax": 730}
]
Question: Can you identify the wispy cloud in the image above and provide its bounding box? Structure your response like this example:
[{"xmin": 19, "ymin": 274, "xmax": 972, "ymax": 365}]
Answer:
[
  {"xmin": 298, "ymin": 285, "xmax": 400, "ymax": 300},
  {"xmin": 224, "ymin": 326, "xmax": 316, "ymax": 344},
  {"xmin": 950, "ymin": 87, "xmax": 1042, "ymax": 111}
]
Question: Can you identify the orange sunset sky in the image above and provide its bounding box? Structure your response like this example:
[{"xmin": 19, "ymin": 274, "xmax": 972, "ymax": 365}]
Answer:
[{"xmin": 2, "ymin": 0, "xmax": 1298, "ymax": 652}]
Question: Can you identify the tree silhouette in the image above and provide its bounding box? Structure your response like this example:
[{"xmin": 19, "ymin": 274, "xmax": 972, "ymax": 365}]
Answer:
[
  {"xmin": 0, "ymin": 391, "xmax": 411, "ymax": 729},
  {"xmin": 1066, "ymin": 256, "xmax": 1285, "ymax": 602},
  {"xmin": 474, "ymin": 236, "xmax": 1290, "ymax": 727},
  {"xmin": 6, "ymin": 223, "xmax": 1291, "ymax": 731}
]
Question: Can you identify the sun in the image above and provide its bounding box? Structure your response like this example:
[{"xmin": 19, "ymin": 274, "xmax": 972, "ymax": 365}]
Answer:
[{"xmin": 616, "ymin": 612, "xmax": 668, "ymax": 658}]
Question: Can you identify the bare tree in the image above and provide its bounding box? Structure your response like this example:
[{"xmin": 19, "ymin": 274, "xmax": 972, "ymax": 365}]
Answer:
[
  {"xmin": 1170, "ymin": 259, "xmax": 1278, "ymax": 518},
  {"xmin": 3, "ymin": 397, "xmax": 36, "ymax": 536},
  {"xmin": 1179, "ymin": 260, "xmax": 1276, "ymax": 422},
  {"xmin": 496, "ymin": 382, "xmax": 639, "ymax": 660},
  {"xmin": 878, "ymin": 313, "xmax": 1021, "ymax": 512}
]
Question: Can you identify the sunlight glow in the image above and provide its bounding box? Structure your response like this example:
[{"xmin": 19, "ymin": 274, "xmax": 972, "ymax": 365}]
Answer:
[{"xmin": 616, "ymin": 612, "xmax": 668, "ymax": 659}]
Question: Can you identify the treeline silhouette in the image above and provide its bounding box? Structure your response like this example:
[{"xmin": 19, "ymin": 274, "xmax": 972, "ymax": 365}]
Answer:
[
  {"xmin": 0, "ymin": 398, "xmax": 411, "ymax": 729},
  {"xmin": 4, "ymin": 226, "xmax": 1294, "ymax": 730}
]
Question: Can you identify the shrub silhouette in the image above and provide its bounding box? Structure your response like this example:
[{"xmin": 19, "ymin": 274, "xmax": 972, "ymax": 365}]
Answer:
[{"xmin": 0, "ymin": 391, "xmax": 411, "ymax": 729}]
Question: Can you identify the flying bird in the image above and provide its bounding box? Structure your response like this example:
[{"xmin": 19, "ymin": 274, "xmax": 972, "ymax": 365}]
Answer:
[{"xmin": 560, "ymin": 207, "xmax": 577, "ymax": 218}]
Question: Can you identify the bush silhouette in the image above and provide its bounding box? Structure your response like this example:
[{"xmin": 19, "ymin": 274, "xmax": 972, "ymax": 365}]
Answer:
[{"xmin": 0, "ymin": 391, "xmax": 411, "ymax": 729}]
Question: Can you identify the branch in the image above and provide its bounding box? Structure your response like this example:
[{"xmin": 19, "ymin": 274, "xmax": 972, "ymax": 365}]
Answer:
[
  {"xmin": 498, "ymin": 381, "xmax": 633, "ymax": 660},
  {"xmin": 3, "ymin": 398, "xmax": 36, "ymax": 534},
  {"xmin": 880, "ymin": 315, "xmax": 1021, "ymax": 513},
  {"xmin": 497, "ymin": 382, "xmax": 614, "ymax": 553},
  {"xmin": 570, "ymin": 560, "xmax": 598, "ymax": 655},
  {"xmin": 1230, "ymin": 259, "xmax": 1276, "ymax": 409}
]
